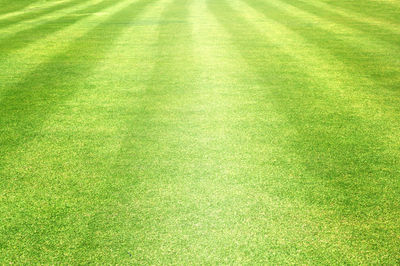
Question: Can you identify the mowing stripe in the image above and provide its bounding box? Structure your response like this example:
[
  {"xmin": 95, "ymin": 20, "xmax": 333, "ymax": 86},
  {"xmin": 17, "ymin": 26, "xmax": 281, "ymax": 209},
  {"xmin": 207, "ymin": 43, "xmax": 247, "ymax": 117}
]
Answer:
[
  {"xmin": 0, "ymin": 0, "xmax": 159, "ymax": 156},
  {"xmin": 326, "ymin": 0, "xmax": 400, "ymax": 24},
  {"xmin": 1, "ymin": 0, "xmax": 400, "ymax": 264},
  {"xmin": 0, "ymin": 0, "xmax": 126, "ymax": 56},
  {"xmin": 236, "ymin": 0, "xmax": 400, "ymax": 122},
  {"xmin": 0, "ymin": 0, "xmax": 77, "ymax": 19},
  {"xmin": 276, "ymin": 0, "xmax": 400, "ymax": 48},
  {"xmin": 0, "ymin": 1, "xmax": 34, "ymax": 16},
  {"xmin": 251, "ymin": 0, "xmax": 400, "ymax": 86},
  {"xmin": 0, "ymin": 0, "xmax": 138, "ymax": 96},
  {"xmin": 0, "ymin": 0, "xmax": 169, "ymax": 262},
  {"xmin": 101, "ymin": 0, "xmax": 199, "ymax": 261},
  {"xmin": 0, "ymin": 0, "xmax": 90, "ymax": 29},
  {"xmin": 296, "ymin": 0, "xmax": 400, "ymax": 35},
  {"xmin": 0, "ymin": 0, "xmax": 101, "ymax": 38},
  {"xmin": 207, "ymin": 0, "xmax": 400, "ymax": 262},
  {"xmin": 218, "ymin": 0, "xmax": 400, "ymax": 190}
]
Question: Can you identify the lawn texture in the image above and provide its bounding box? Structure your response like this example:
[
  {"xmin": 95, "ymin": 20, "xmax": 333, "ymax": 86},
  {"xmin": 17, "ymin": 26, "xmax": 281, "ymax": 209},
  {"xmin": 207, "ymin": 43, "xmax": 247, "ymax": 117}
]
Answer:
[{"xmin": 1, "ymin": 0, "xmax": 400, "ymax": 264}]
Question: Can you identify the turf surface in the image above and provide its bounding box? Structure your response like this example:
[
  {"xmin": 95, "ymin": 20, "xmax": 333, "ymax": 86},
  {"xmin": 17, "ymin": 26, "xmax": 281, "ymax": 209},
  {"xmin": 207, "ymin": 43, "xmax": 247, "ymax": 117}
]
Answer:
[{"xmin": 1, "ymin": 0, "xmax": 400, "ymax": 263}]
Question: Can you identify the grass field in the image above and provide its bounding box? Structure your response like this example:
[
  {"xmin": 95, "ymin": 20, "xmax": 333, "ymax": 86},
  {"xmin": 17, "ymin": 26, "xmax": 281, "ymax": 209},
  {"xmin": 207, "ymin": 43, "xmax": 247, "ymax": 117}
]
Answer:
[{"xmin": 1, "ymin": 0, "xmax": 400, "ymax": 264}]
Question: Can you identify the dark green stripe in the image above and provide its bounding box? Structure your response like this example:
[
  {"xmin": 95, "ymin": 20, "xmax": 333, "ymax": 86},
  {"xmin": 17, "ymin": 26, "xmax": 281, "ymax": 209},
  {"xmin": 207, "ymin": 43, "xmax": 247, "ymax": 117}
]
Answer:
[
  {"xmin": 280, "ymin": 0, "xmax": 400, "ymax": 50},
  {"xmin": 0, "ymin": 0, "xmax": 130, "ymax": 57},
  {"xmin": 242, "ymin": 0, "xmax": 400, "ymax": 91},
  {"xmin": 207, "ymin": 0, "xmax": 400, "ymax": 217},
  {"xmin": 0, "ymin": 0, "xmax": 36, "ymax": 16},
  {"xmin": 326, "ymin": 0, "xmax": 400, "ymax": 25},
  {"xmin": 0, "ymin": 0, "xmax": 158, "ymax": 161},
  {"xmin": 0, "ymin": 0, "xmax": 90, "ymax": 29}
]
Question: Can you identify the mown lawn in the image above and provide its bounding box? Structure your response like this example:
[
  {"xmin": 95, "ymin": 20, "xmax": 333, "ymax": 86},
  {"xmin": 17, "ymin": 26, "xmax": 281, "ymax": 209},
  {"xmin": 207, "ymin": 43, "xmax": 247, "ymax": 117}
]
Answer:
[{"xmin": 1, "ymin": 0, "xmax": 400, "ymax": 264}]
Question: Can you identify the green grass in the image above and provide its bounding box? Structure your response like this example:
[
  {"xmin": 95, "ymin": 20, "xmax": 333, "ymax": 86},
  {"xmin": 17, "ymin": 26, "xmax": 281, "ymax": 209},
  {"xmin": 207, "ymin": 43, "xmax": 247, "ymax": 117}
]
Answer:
[
  {"xmin": 1, "ymin": 0, "xmax": 400, "ymax": 264},
  {"xmin": 0, "ymin": 0, "xmax": 35, "ymax": 15}
]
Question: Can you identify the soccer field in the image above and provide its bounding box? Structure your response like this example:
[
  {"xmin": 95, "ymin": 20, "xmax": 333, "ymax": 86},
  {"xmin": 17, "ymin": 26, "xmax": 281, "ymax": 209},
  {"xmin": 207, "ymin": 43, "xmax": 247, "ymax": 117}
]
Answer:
[{"xmin": 1, "ymin": 0, "xmax": 400, "ymax": 263}]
